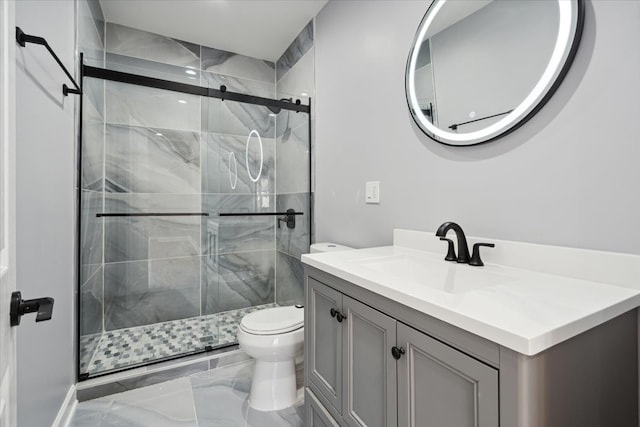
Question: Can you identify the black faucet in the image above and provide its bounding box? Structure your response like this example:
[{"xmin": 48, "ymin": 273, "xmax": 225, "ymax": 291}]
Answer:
[{"xmin": 435, "ymin": 222, "xmax": 470, "ymax": 264}]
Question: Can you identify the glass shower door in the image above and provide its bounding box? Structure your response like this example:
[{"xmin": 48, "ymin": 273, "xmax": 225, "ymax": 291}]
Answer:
[
  {"xmin": 79, "ymin": 74, "xmax": 218, "ymax": 377},
  {"xmin": 78, "ymin": 62, "xmax": 311, "ymax": 379},
  {"xmin": 200, "ymin": 79, "xmax": 279, "ymax": 345}
]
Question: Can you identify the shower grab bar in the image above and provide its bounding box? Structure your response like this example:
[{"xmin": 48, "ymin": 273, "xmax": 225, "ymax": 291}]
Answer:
[
  {"xmin": 16, "ymin": 27, "xmax": 82, "ymax": 96},
  {"xmin": 96, "ymin": 213, "xmax": 209, "ymax": 217},
  {"xmin": 82, "ymin": 65, "xmax": 310, "ymax": 114},
  {"xmin": 448, "ymin": 109, "xmax": 513, "ymax": 131}
]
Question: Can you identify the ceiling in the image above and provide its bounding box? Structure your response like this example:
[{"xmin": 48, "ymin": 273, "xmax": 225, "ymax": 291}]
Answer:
[{"xmin": 99, "ymin": 0, "xmax": 328, "ymax": 62}]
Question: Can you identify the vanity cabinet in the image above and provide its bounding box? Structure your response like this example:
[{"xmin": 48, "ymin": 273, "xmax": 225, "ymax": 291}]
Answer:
[
  {"xmin": 303, "ymin": 231, "xmax": 640, "ymax": 427},
  {"xmin": 306, "ymin": 388, "xmax": 340, "ymax": 427},
  {"xmin": 306, "ymin": 276, "xmax": 498, "ymax": 427},
  {"xmin": 397, "ymin": 323, "xmax": 498, "ymax": 426}
]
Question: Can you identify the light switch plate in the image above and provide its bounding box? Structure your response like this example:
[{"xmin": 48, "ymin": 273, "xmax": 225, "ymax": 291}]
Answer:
[{"xmin": 366, "ymin": 181, "xmax": 380, "ymax": 204}]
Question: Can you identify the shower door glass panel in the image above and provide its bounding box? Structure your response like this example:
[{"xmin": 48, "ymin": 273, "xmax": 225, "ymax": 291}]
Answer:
[
  {"xmin": 275, "ymin": 108, "xmax": 311, "ymax": 306},
  {"xmin": 200, "ymin": 90, "xmax": 278, "ymax": 341},
  {"xmin": 79, "ymin": 77, "xmax": 218, "ymax": 377}
]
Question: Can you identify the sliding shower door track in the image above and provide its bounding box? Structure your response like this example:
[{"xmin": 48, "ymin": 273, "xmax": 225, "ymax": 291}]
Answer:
[{"xmin": 82, "ymin": 65, "xmax": 310, "ymax": 113}]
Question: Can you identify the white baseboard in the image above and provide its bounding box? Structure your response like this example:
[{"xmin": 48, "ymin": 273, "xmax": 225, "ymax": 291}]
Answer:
[{"xmin": 52, "ymin": 385, "xmax": 77, "ymax": 427}]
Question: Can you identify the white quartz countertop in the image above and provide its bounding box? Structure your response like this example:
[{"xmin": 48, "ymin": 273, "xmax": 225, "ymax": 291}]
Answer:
[{"xmin": 301, "ymin": 233, "xmax": 640, "ymax": 356}]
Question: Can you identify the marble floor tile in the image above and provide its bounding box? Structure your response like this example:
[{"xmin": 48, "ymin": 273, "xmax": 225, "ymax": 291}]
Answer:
[
  {"xmin": 72, "ymin": 361, "xmax": 303, "ymax": 427},
  {"xmin": 71, "ymin": 378, "xmax": 198, "ymax": 427},
  {"xmin": 190, "ymin": 362, "xmax": 304, "ymax": 427}
]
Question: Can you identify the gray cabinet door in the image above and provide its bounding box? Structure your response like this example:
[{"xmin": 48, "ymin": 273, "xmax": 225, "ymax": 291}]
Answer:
[
  {"xmin": 306, "ymin": 388, "xmax": 342, "ymax": 427},
  {"xmin": 307, "ymin": 277, "xmax": 344, "ymax": 413},
  {"xmin": 342, "ymin": 296, "xmax": 397, "ymax": 427},
  {"xmin": 397, "ymin": 323, "xmax": 499, "ymax": 427}
]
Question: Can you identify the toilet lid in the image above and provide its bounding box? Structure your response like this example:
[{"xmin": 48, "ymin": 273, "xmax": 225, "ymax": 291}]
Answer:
[{"xmin": 240, "ymin": 306, "xmax": 304, "ymax": 335}]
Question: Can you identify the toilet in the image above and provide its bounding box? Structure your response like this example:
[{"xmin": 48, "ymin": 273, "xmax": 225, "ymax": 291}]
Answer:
[
  {"xmin": 237, "ymin": 305, "xmax": 304, "ymax": 411},
  {"xmin": 237, "ymin": 242, "xmax": 353, "ymax": 411}
]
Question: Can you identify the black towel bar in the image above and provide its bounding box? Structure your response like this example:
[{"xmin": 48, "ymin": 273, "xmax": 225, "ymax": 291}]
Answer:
[
  {"xmin": 16, "ymin": 27, "xmax": 82, "ymax": 96},
  {"xmin": 96, "ymin": 213, "xmax": 209, "ymax": 218}
]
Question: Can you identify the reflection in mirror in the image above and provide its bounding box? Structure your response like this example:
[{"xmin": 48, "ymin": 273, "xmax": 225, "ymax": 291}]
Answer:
[{"xmin": 406, "ymin": 0, "xmax": 584, "ymax": 146}]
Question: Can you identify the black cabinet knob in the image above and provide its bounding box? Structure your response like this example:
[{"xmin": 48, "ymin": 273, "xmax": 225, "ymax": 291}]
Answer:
[
  {"xmin": 391, "ymin": 346, "xmax": 406, "ymax": 360},
  {"xmin": 330, "ymin": 308, "xmax": 345, "ymax": 322}
]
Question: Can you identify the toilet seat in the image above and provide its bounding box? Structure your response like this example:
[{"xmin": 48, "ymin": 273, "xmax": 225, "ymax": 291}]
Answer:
[{"xmin": 240, "ymin": 306, "xmax": 304, "ymax": 335}]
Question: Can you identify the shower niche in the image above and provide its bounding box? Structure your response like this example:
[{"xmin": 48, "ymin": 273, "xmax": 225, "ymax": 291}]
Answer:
[{"xmin": 77, "ymin": 5, "xmax": 313, "ymax": 379}]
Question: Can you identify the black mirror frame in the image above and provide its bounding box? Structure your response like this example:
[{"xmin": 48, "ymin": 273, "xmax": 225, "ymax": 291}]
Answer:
[{"xmin": 405, "ymin": 0, "xmax": 585, "ymax": 147}]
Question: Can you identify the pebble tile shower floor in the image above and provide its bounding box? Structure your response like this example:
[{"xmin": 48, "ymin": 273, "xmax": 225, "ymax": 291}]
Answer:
[
  {"xmin": 70, "ymin": 360, "xmax": 304, "ymax": 426},
  {"xmin": 81, "ymin": 304, "xmax": 276, "ymax": 375}
]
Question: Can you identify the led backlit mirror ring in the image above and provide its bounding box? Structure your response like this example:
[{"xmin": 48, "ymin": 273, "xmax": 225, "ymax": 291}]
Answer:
[
  {"xmin": 245, "ymin": 130, "xmax": 263, "ymax": 183},
  {"xmin": 406, "ymin": 0, "xmax": 584, "ymax": 146}
]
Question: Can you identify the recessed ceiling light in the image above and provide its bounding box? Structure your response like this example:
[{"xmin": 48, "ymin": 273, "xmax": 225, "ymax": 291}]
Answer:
[
  {"xmin": 178, "ymin": 100, "xmax": 187, "ymax": 104},
  {"xmin": 185, "ymin": 70, "xmax": 197, "ymax": 75}
]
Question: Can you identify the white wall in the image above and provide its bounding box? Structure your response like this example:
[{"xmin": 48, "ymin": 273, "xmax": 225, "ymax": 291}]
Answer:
[
  {"xmin": 15, "ymin": 1, "xmax": 76, "ymax": 425},
  {"xmin": 314, "ymin": 0, "xmax": 640, "ymax": 255}
]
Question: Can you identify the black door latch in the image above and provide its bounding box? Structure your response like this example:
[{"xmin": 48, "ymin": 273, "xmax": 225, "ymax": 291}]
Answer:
[{"xmin": 10, "ymin": 291, "xmax": 54, "ymax": 326}]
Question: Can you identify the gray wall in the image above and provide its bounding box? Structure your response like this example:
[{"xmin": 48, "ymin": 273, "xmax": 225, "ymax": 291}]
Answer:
[
  {"xmin": 15, "ymin": 1, "xmax": 76, "ymax": 425},
  {"xmin": 314, "ymin": 0, "xmax": 640, "ymax": 255}
]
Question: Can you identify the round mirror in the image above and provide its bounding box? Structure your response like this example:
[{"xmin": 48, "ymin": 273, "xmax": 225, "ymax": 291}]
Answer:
[{"xmin": 406, "ymin": 0, "xmax": 584, "ymax": 146}]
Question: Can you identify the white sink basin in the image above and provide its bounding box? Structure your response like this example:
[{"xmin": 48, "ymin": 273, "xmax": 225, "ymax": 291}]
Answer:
[{"xmin": 355, "ymin": 253, "xmax": 515, "ymax": 294}]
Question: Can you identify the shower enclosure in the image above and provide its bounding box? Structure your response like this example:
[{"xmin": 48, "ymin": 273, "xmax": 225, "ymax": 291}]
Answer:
[{"xmin": 77, "ymin": 19, "xmax": 312, "ymax": 379}]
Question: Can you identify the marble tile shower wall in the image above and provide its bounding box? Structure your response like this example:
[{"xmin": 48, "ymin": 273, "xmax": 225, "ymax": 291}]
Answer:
[
  {"xmin": 274, "ymin": 21, "xmax": 314, "ymax": 305},
  {"xmin": 81, "ymin": 22, "xmax": 286, "ymax": 336}
]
